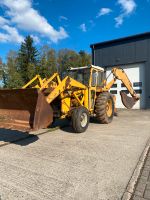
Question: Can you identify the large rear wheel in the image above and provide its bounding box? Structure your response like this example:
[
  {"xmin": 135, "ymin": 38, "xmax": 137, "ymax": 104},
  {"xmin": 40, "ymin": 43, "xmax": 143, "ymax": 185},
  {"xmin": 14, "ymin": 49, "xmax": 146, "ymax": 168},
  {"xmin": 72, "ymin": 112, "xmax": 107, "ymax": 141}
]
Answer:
[
  {"xmin": 95, "ymin": 92, "xmax": 114, "ymax": 124},
  {"xmin": 71, "ymin": 107, "xmax": 89, "ymax": 133}
]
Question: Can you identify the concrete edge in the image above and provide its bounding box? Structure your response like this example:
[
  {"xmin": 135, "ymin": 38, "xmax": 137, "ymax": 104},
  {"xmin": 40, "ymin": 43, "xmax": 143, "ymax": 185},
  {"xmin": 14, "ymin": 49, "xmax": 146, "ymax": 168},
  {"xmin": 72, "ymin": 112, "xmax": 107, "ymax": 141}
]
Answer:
[{"xmin": 122, "ymin": 138, "xmax": 150, "ymax": 200}]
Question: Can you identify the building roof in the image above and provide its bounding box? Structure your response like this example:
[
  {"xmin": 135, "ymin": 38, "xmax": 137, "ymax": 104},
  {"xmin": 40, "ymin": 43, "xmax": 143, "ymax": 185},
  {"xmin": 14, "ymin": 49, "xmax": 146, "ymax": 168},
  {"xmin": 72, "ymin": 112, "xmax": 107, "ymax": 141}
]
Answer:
[{"xmin": 90, "ymin": 32, "xmax": 150, "ymax": 49}]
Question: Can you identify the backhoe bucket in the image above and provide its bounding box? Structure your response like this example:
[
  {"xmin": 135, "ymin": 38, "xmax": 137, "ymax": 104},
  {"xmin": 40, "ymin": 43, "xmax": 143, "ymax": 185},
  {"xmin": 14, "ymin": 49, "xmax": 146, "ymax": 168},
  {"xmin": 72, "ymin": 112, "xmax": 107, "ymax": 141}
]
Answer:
[
  {"xmin": 120, "ymin": 91, "xmax": 137, "ymax": 109},
  {"xmin": 0, "ymin": 88, "xmax": 53, "ymax": 132}
]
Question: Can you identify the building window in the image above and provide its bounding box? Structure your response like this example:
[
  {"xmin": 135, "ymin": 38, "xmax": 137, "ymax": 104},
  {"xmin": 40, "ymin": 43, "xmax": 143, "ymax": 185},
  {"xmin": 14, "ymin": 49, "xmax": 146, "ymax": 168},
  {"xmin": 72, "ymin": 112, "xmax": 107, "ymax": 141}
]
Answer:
[
  {"xmin": 110, "ymin": 90, "xmax": 117, "ymax": 94},
  {"xmin": 111, "ymin": 84, "xmax": 117, "ymax": 88},
  {"xmin": 121, "ymin": 83, "xmax": 125, "ymax": 87},
  {"xmin": 133, "ymin": 82, "xmax": 142, "ymax": 87},
  {"xmin": 135, "ymin": 89, "xmax": 142, "ymax": 94}
]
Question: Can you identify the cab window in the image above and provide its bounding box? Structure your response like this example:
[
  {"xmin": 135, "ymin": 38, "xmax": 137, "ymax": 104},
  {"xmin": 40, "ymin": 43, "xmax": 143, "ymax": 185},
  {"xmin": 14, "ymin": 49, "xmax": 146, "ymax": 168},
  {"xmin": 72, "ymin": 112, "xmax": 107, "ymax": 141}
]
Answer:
[{"xmin": 91, "ymin": 70, "xmax": 98, "ymax": 86}]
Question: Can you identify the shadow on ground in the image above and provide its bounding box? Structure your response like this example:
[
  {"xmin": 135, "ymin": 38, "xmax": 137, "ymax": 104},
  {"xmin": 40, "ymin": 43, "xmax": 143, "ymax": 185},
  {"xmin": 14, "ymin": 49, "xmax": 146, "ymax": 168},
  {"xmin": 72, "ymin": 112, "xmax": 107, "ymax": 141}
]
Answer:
[
  {"xmin": 0, "ymin": 117, "xmax": 100, "ymax": 145},
  {"xmin": 51, "ymin": 118, "xmax": 76, "ymax": 134},
  {"xmin": 59, "ymin": 118, "xmax": 100, "ymax": 133},
  {"xmin": 0, "ymin": 128, "xmax": 38, "ymax": 146},
  {"xmin": 60, "ymin": 126, "xmax": 76, "ymax": 133},
  {"xmin": 58, "ymin": 117, "xmax": 103, "ymax": 134}
]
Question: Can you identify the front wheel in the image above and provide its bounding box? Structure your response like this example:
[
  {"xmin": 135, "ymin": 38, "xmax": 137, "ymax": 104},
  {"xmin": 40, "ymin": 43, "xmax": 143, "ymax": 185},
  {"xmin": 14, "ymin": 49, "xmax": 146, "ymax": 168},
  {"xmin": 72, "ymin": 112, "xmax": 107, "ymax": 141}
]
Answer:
[
  {"xmin": 95, "ymin": 92, "xmax": 114, "ymax": 124},
  {"xmin": 71, "ymin": 107, "xmax": 89, "ymax": 133}
]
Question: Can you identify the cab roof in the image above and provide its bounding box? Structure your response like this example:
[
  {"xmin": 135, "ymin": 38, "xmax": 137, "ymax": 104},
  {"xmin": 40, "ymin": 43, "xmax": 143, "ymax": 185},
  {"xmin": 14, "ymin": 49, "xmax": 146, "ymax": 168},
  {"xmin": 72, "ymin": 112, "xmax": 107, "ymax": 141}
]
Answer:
[{"xmin": 69, "ymin": 65, "xmax": 104, "ymax": 72}]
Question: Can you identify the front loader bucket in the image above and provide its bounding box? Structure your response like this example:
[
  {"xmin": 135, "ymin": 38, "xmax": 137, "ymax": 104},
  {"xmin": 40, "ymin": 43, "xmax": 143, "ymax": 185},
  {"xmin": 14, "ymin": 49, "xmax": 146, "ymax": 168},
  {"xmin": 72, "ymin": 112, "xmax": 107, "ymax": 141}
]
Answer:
[
  {"xmin": 120, "ymin": 91, "xmax": 137, "ymax": 109},
  {"xmin": 0, "ymin": 88, "xmax": 53, "ymax": 132}
]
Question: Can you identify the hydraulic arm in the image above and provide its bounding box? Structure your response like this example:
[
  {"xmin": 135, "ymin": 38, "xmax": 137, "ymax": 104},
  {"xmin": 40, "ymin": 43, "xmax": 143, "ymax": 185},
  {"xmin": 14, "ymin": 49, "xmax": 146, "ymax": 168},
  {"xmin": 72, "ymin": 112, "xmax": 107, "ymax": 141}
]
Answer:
[{"xmin": 103, "ymin": 67, "xmax": 139, "ymax": 108}]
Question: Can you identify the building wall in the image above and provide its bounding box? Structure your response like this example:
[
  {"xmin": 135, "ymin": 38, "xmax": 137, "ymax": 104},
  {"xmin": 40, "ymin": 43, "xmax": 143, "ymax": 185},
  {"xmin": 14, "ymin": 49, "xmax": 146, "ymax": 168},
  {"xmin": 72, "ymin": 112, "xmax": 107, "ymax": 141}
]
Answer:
[{"xmin": 91, "ymin": 37, "xmax": 150, "ymax": 108}]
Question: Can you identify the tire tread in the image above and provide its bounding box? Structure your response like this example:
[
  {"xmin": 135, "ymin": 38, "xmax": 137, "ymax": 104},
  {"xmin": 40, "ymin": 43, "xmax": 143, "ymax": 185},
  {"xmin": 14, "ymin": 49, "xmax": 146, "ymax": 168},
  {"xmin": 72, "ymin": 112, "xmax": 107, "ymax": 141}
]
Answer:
[{"xmin": 95, "ymin": 92, "xmax": 114, "ymax": 124}]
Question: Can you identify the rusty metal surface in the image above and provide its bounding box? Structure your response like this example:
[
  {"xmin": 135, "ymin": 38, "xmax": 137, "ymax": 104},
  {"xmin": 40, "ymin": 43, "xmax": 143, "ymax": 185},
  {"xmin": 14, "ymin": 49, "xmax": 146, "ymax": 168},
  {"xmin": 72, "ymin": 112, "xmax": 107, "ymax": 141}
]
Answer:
[
  {"xmin": 65, "ymin": 77, "xmax": 71, "ymax": 88},
  {"xmin": 120, "ymin": 91, "xmax": 137, "ymax": 109},
  {"xmin": 0, "ymin": 88, "xmax": 53, "ymax": 132}
]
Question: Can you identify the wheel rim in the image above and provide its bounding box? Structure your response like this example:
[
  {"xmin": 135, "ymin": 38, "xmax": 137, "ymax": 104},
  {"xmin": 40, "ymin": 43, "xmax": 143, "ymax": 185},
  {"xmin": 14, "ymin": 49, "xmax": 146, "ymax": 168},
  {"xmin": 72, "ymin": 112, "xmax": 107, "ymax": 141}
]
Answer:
[
  {"xmin": 106, "ymin": 99, "xmax": 113, "ymax": 117},
  {"xmin": 80, "ymin": 113, "xmax": 88, "ymax": 127}
]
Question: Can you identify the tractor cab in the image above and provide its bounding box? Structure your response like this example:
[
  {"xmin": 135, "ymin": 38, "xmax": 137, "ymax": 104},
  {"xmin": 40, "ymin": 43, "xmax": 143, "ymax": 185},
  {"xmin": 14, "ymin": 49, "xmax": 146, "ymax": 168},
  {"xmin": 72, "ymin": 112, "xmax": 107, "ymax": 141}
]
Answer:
[{"xmin": 68, "ymin": 65, "xmax": 104, "ymax": 87}]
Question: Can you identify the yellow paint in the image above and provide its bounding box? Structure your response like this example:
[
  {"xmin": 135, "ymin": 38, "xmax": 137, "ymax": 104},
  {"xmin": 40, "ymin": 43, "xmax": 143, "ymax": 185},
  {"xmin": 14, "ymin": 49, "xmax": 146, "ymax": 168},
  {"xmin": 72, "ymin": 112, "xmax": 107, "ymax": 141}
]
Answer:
[
  {"xmin": 103, "ymin": 67, "xmax": 139, "ymax": 100},
  {"xmin": 22, "ymin": 65, "xmax": 139, "ymax": 120},
  {"xmin": 106, "ymin": 99, "xmax": 113, "ymax": 117},
  {"xmin": 61, "ymin": 97, "xmax": 71, "ymax": 114},
  {"xmin": 22, "ymin": 75, "xmax": 45, "ymax": 89}
]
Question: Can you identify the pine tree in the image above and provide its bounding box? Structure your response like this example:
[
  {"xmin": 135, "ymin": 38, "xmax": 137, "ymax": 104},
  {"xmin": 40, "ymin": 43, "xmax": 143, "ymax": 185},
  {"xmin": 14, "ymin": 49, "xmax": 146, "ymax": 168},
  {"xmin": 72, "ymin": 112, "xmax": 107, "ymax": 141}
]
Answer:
[
  {"xmin": 0, "ymin": 58, "xmax": 3, "ymax": 80},
  {"xmin": 3, "ymin": 51, "xmax": 23, "ymax": 88},
  {"xmin": 2, "ymin": 64, "xmax": 7, "ymax": 88},
  {"xmin": 39, "ymin": 46, "xmax": 57, "ymax": 78},
  {"xmin": 39, "ymin": 45, "xmax": 49, "ymax": 78},
  {"xmin": 17, "ymin": 35, "xmax": 39, "ymax": 83},
  {"xmin": 47, "ymin": 49, "xmax": 57, "ymax": 76}
]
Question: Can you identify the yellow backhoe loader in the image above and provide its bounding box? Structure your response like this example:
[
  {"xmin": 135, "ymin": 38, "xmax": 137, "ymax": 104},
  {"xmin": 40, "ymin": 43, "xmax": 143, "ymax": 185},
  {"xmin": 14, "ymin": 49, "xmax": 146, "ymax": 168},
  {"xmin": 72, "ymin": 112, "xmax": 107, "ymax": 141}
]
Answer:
[{"xmin": 0, "ymin": 65, "xmax": 139, "ymax": 133}]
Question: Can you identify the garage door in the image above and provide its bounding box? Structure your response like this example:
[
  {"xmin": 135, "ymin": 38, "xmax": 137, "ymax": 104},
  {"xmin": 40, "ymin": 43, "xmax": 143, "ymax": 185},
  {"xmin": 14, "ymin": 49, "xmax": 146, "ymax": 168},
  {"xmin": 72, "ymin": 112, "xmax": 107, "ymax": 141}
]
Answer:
[{"xmin": 106, "ymin": 63, "xmax": 145, "ymax": 109}]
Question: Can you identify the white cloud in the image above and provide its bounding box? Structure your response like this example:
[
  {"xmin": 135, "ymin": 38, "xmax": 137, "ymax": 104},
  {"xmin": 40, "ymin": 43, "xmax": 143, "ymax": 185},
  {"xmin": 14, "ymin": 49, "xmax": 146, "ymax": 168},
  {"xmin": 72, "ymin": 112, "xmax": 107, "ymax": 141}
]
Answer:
[
  {"xmin": 0, "ymin": 25, "xmax": 24, "ymax": 43},
  {"xmin": 97, "ymin": 8, "xmax": 112, "ymax": 18},
  {"xmin": 115, "ymin": 0, "xmax": 136, "ymax": 27},
  {"xmin": 59, "ymin": 16, "xmax": 68, "ymax": 21},
  {"xmin": 0, "ymin": 16, "xmax": 9, "ymax": 25},
  {"xmin": 89, "ymin": 20, "xmax": 95, "ymax": 28},
  {"xmin": 79, "ymin": 23, "xmax": 87, "ymax": 32},
  {"xmin": 31, "ymin": 34, "xmax": 40, "ymax": 44},
  {"xmin": 0, "ymin": 16, "xmax": 24, "ymax": 43},
  {"xmin": 115, "ymin": 15, "xmax": 124, "ymax": 27},
  {"xmin": 0, "ymin": 0, "xmax": 68, "ymax": 43},
  {"xmin": 118, "ymin": 0, "xmax": 136, "ymax": 14}
]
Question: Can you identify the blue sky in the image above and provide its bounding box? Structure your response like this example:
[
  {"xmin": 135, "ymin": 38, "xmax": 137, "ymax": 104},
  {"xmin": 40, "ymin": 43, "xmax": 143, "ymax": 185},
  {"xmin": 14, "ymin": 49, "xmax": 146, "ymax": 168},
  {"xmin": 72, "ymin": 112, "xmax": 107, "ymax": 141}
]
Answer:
[{"xmin": 0, "ymin": 0, "xmax": 150, "ymax": 61}]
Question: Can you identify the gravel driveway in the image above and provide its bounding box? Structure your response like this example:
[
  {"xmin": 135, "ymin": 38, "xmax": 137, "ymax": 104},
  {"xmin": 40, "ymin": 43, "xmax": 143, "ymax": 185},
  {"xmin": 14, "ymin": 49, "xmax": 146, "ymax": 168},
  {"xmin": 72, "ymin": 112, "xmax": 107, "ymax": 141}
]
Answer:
[{"xmin": 0, "ymin": 110, "xmax": 150, "ymax": 200}]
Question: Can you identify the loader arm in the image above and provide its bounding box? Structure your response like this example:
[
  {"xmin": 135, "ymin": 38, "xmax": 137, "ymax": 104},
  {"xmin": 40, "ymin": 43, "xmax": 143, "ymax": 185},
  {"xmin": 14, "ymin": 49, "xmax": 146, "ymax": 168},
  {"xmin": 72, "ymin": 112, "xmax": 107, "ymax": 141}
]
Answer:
[
  {"xmin": 22, "ymin": 75, "xmax": 46, "ymax": 89},
  {"xmin": 103, "ymin": 67, "xmax": 139, "ymax": 109},
  {"xmin": 40, "ymin": 73, "xmax": 61, "ymax": 90},
  {"xmin": 46, "ymin": 76, "xmax": 86, "ymax": 104}
]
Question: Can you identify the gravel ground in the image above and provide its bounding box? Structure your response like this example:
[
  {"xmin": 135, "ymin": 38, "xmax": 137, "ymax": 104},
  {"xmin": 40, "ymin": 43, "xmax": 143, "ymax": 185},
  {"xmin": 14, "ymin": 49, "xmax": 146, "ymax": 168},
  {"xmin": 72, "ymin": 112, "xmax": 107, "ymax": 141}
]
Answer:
[{"xmin": 0, "ymin": 110, "xmax": 150, "ymax": 200}]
